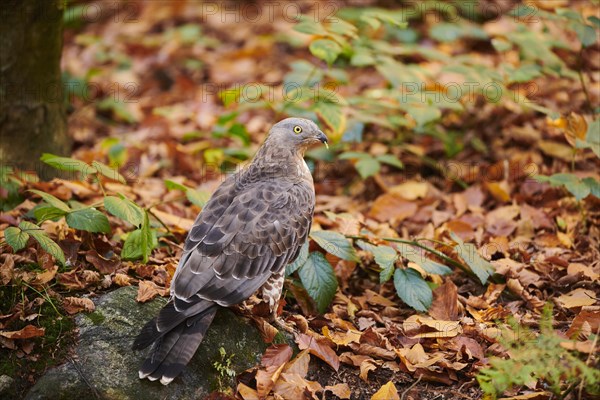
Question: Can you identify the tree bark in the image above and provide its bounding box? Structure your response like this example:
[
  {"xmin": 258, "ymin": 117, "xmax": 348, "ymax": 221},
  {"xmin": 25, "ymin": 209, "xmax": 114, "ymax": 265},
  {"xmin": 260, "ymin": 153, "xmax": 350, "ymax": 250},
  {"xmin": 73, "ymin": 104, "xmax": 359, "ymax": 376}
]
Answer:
[{"xmin": 0, "ymin": 0, "xmax": 70, "ymax": 179}]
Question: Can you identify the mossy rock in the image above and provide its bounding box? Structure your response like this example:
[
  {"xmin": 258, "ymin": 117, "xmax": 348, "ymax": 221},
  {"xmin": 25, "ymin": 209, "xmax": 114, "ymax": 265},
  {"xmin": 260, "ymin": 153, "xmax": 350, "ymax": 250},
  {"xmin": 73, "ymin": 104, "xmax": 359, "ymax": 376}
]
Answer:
[{"xmin": 25, "ymin": 286, "xmax": 269, "ymax": 400}]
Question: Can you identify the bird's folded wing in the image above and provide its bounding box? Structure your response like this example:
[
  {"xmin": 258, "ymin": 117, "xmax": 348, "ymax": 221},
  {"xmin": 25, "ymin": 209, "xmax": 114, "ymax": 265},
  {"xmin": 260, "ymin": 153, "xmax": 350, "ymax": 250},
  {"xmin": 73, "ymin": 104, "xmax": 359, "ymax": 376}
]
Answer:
[{"xmin": 170, "ymin": 177, "xmax": 314, "ymax": 311}]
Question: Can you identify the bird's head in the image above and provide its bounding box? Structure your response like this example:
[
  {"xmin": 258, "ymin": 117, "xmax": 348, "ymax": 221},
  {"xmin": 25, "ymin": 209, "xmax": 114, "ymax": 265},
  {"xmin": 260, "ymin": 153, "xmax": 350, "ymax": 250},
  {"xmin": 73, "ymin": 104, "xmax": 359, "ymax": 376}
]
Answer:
[{"xmin": 267, "ymin": 118, "xmax": 328, "ymax": 151}]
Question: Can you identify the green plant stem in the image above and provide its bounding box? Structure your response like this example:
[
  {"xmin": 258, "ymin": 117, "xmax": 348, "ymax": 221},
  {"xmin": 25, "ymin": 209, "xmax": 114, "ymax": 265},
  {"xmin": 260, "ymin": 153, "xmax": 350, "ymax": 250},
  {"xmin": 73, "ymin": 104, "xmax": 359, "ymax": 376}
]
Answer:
[
  {"xmin": 94, "ymin": 173, "xmax": 107, "ymax": 197},
  {"xmin": 577, "ymin": 46, "xmax": 594, "ymax": 118},
  {"xmin": 22, "ymin": 282, "xmax": 63, "ymax": 317},
  {"xmin": 145, "ymin": 195, "xmax": 186, "ymax": 211},
  {"xmin": 414, "ymin": 237, "xmax": 452, "ymax": 248},
  {"xmin": 146, "ymin": 208, "xmax": 173, "ymax": 237},
  {"xmin": 346, "ymin": 234, "xmax": 474, "ymax": 277},
  {"xmin": 418, "ymin": 155, "xmax": 469, "ymax": 189}
]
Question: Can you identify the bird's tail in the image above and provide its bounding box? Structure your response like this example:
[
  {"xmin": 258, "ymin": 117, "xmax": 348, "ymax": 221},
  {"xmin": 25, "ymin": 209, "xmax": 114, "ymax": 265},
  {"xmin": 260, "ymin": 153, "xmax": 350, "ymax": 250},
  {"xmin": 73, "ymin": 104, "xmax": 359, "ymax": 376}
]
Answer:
[{"xmin": 133, "ymin": 302, "xmax": 218, "ymax": 385}]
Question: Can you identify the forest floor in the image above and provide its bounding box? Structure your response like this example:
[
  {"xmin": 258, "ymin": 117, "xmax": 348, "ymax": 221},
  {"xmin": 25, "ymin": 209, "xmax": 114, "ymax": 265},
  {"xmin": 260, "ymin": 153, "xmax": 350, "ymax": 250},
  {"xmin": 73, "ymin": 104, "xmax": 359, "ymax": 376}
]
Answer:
[{"xmin": 1, "ymin": 1, "xmax": 599, "ymax": 399}]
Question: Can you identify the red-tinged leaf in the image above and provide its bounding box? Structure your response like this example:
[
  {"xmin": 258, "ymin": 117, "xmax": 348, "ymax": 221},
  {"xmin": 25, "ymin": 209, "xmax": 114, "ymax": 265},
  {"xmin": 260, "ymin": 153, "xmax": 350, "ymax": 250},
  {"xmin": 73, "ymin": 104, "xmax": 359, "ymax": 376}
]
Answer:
[
  {"xmin": 85, "ymin": 250, "xmax": 121, "ymax": 274},
  {"xmin": 428, "ymin": 280, "xmax": 459, "ymax": 321},
  {"xmin": 255, "ymin": 344, "xmax": 293, "ymax": 398},
  {"xmin": 261, "ymin": 344, "xmax": 293, "ymax": 368},
  {"xmin": 295, "ymin": 333, "xmax": 340, "ymax": 371},
  {"xmin": 371, "ymin": 381, "xmax": 399, "ymax": 400},
  {"xmin": 0, "ymin": 325, "xmax": 45, "ymax": 339},
  {"xmin": 567, "ymin": 310, "xmax": 600, "ymax": 338}
]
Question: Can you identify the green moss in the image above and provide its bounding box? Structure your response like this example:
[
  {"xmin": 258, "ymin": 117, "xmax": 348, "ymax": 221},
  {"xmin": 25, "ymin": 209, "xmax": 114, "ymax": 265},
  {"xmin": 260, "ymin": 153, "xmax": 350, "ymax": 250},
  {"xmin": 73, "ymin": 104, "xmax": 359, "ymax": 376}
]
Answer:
[
  {"xmin": 0, "ymin": 284, "xmax": 76, "ymax": 399},
  {"xmin": 85, "ymin": 311, "xmax": 106, "ymax": 325}
]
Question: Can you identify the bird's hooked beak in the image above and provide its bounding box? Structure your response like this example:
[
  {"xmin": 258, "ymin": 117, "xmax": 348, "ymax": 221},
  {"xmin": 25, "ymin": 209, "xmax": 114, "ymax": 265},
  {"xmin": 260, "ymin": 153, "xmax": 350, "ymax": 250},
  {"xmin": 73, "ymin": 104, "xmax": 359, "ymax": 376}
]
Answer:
[{"xmin": 316, "ymin": 131, "xmax": 329, "ymax": 149}]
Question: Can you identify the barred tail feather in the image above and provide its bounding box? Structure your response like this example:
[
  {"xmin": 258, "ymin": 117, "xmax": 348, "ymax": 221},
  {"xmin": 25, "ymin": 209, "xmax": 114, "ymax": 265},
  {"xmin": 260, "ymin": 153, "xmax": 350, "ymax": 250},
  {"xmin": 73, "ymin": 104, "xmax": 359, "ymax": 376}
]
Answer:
[{"xmin": 134, "ymin": 302, "xmax": 218, "ymax": 384}]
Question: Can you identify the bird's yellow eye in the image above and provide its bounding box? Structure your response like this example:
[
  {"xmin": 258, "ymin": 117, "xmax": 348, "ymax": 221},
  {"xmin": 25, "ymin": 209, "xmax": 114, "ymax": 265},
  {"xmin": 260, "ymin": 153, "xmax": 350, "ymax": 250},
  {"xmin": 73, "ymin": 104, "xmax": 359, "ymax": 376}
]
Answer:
[{"xmin": 293, "ymin": 126, "xmax": 302, "ymax": 134}]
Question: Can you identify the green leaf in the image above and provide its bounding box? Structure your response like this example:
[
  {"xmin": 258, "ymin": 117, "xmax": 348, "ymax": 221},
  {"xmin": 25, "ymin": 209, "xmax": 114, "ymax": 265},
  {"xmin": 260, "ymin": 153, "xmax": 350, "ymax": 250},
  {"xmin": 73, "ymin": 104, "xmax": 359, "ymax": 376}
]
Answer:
[
  {"xmin": 65, "ymin": 208, "xmax": 111, "ymax": 233},
  {"xmin": 33, "ymin": 204, "xmax": 68, "ymax": 223},
  {"xmin": 121, "ymin": 229, "xmax": 145, "ymax": 261},
  {"xmin": 505, "ymin": 64, "xmax": 542, "ymax": 83},
  {"xmin": 309, "ymin": 39, "xmax": 342, "ymax": 65},
  {"xmin": 358, "ymin": 241, "xmax": 397, "ymax": 283},
  {"xmin": 585, "ymin": 119, "xmax": 600, "ymax": 157},
  {"xmin": 393, "ymin": 268, "xmax": 432, "ymax": 312},
  {"xmin": 4, "ymin": 227, "xmax": 29, "ymax": 252},
  {"xmin": 450, "ymin": 232, "xmax": 494, "ymax": 284},
  {"xmin": 164, "ymin": 180, "xmax": 211, "ymax": 207},
  {"xmin": 588, "ymin": 16, "xmax": 600, "ymax": 28},
  {"xmin": 376, "ymin": 154, "xmax": 404, "ymax": 169},
  {"xmin": 104, "ymin": 195, "xmax": 144, "ymax": 226},
  {"xmin": 286, "ymin": 241, "xmax": 309, "ymax": 276},
  {"xmin": 537, "ymin": 174, "xmax": 591, "ymax": 201},
  {"xmin": 19, "ymin": 221, "xmax": 65, "ymax": 265},
  {"xmin": 91, "ymin": 161, "xmax": 126, "ymax": 183},
  {"xmin": 294, "ymin": 15, "xmax": 328, "ymax": 36},
  {"xmin": 582, "ymin": 177, "xmax": 600, "ymax": 198},
  {"xmin": 430, "ymin": 23, "xmax": 464, "ymax": 42},
  {"xmin": 327, "ymin": 18, "xmax": 358, "ymax": 38},
  {"xmin": 121, "ymin": 219, "xmax": 157, "ymax": 262},
  {"xmin": 187, "ymin": 189, "xmax": 211, "ymax": 208},
  {"xmin": 40, "ymin": 153, "xmax": 96, "ymax": 176},
  {"xmin": 314, "ymin": 101, "xmax": 344, "ymax": 133},
  {"xmin": 339, "ymin": 151, "xmax": 371, "ymax": 160},
  {"xmin": 28, "ymin": 189, "xmax": 70, "ymax": 212},
  {"xmin": 398, "ymin": 246, "xmax": 452, "ymax": 276},
  {"xmin": 509, "ymin": 4, "xmax": 537, "ymax": 18},
  {"xmin": 310, "ymin": 230, "xmax": 358, "ymax": 261},
  {"xmin": 491, "ymin": 38, "xmax": 512, "ymax": 52},
  {"xmin": 404, "ymin": 103, "xmax": 442, "ymax": 127},
  {"xmin": 350, "ymin": 48, "xmax": 376, "ymax": 67},
  {"xmin": 164, "ymin": 179, "xmax": 188, "ymax": 192},
  {"xmin": 284, "ymin": 60, "xmax": 323, "ymax": 87},
  {"xmin": 355, "ymin": 157, "xmax": 380, "ymax": 179},
  {"xmin": 574, "ymin": 23, "xmax": 597, "ymax": 47},
  {"xmin": 140, "ymin": 211, "xmax": 155, "ymax": 263},
  {"xmin": 298, "ymin": 252, "xmax": 338, "ymax": 313}
]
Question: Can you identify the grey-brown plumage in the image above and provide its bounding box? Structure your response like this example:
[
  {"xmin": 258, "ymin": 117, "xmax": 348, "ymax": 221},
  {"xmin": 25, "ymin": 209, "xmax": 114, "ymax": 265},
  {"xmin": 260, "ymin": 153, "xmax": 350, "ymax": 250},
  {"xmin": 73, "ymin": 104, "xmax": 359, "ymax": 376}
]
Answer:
[{"xmin": 133, "ymin": 118, "xmax": 327, "ymax": 385}]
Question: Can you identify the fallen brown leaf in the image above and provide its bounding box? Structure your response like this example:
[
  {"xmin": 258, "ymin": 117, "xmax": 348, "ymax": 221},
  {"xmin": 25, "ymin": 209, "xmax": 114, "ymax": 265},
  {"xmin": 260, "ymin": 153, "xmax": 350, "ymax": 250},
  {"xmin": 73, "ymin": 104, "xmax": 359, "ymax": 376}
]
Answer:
[
  {"xmin": 136, "ymin": 280, "xmax": 169, "ymax": 303},
  {"xmin": 295, "ymin": 333, "xmax": 340, "ymax": 371},
  {"xmin": 85, "ymin": 250, "xmax": 120, "ymax": 275},
  {"xmin": 566, "ymin": 310, "xmax": 600, "ymax": 338},
  {"xmin": 62, "ymin": 296, "xmax": 95, "ymax": 315},
  {"xmin": 359, "ymin": 358, "xmax": 381, "ymax": 382},
  {"xmin": 0, "ymin": 254, "xmax": 15, "ymax": 285},
  {"xmin": 371, "ymin": 381, "xmax": 399, "ymax": 400},
  {"xmin": 256, "ymin": 345, "xmax": 292, "ymax": 398},
  {"xmin": 261, "ymin": 344, "xmax": 293, "ymax": 368},
  {"xmin": 0, "ymin": 325, "xmax": 45, "ymax": 339},
  {"xmin": 325, "ymin": 383, "xmax": 351, "ymax": 399},
  {"xmin": 428, "ymin": 280, "xmax": 459, "ymax": 321},
  {"xmin": 237, "ymin": 382, "xmax": 259, "ymax": 400},
  {"xmin": 32, "ymin": 265, "xmax": 58, "ymax": 286},
  {"xmin": 369, "ymin": 193, "xmax": 417, "ymax": 223},
  {"xmin": 283, "ymin": 349, "xmax": 310, "ymax": 378},
  {"xmin": 556, "ymin": 288, "xmax": 597, "ymax": 308}
]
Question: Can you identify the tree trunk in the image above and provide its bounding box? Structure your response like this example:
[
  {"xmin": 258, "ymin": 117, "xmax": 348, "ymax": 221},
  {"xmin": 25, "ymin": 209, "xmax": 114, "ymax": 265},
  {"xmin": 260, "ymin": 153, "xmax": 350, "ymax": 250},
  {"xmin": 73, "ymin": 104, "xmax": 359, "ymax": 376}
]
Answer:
[{"xmin": 0, "ymin": 0, "xmax": 70, "ymax": 179}]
